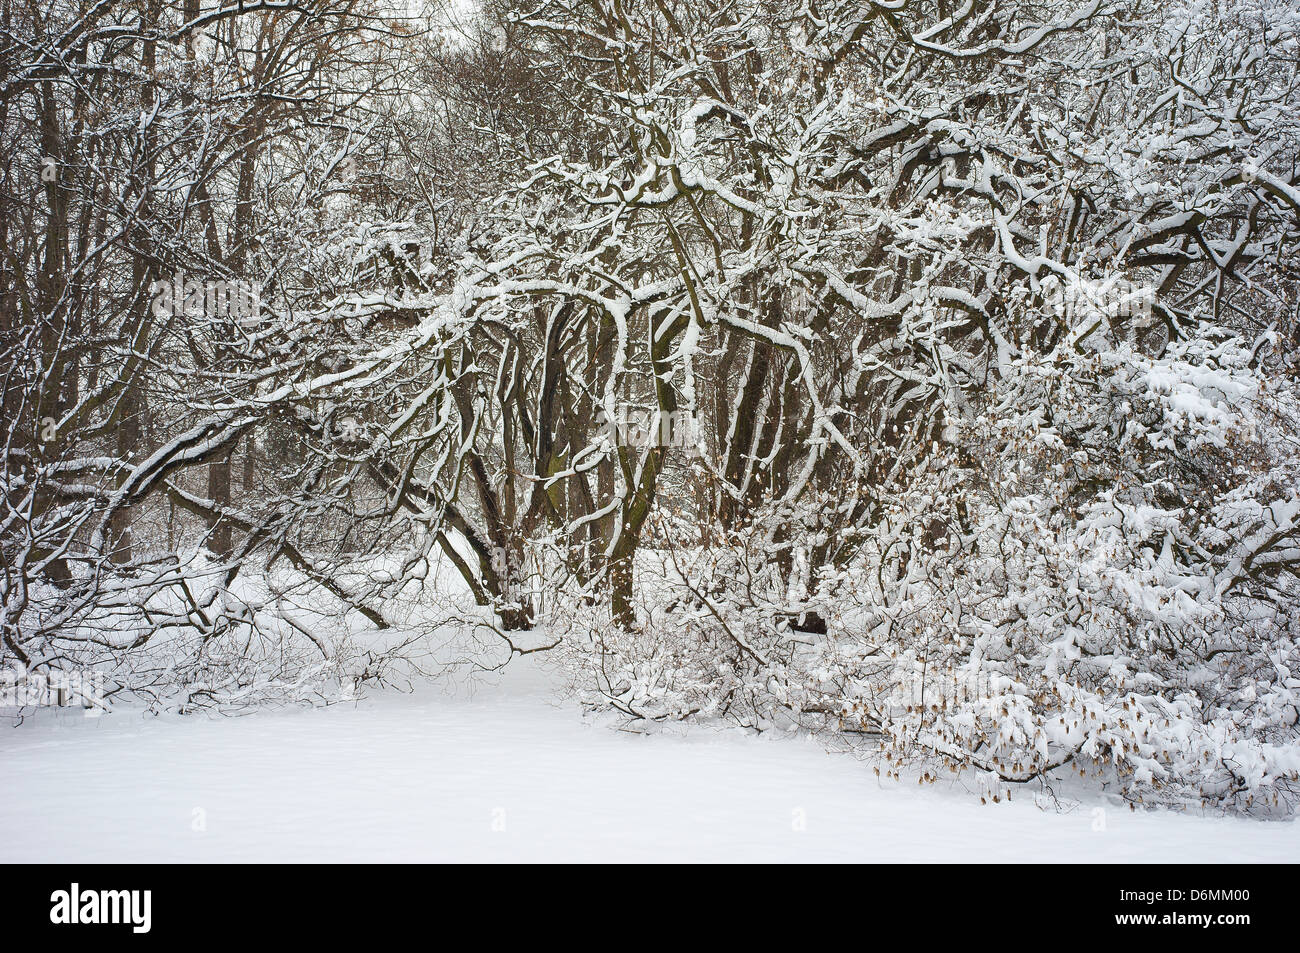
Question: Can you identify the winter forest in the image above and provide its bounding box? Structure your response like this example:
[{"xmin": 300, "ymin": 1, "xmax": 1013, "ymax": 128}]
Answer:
[{"xmin": 4, "ymin": 0, "xmax": 1300, "ymax": 861}]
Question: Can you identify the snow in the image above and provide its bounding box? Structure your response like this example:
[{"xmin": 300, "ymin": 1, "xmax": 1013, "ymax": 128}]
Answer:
[{"xmin": 2, "ymin": 656, "xmax": 1295, "ymax": 863}]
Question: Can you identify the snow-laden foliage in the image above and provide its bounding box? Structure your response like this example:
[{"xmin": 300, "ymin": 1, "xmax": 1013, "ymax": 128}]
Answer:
[
  {"xmin": 494, "ymin": 0, "xmax": 1300, "ymax": 812},
  {"xmin": 559, "ymin": 314, "xmax": 1300, "ymax": 811}
]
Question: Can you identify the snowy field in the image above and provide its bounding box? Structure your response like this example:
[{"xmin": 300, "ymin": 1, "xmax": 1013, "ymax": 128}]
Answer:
[{"xmin": 2, "ymin": 656, "xmax": 1296, "ymax": 863}]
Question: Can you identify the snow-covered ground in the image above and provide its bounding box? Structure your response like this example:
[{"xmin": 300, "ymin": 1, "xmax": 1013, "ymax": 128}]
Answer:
[{"xmin": 2, "ymin": 656, "xmax": 1295, "ymax": 862}]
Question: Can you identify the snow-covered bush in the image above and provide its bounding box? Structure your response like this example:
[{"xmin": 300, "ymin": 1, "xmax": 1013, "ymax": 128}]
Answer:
[
  {"xmin": 558, "ymin": 313, "xmax": 1300, "ymax": 812},
  {"xmin": 851, "ymin": 316, "xmax": 1300, "ymax": 812}
]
